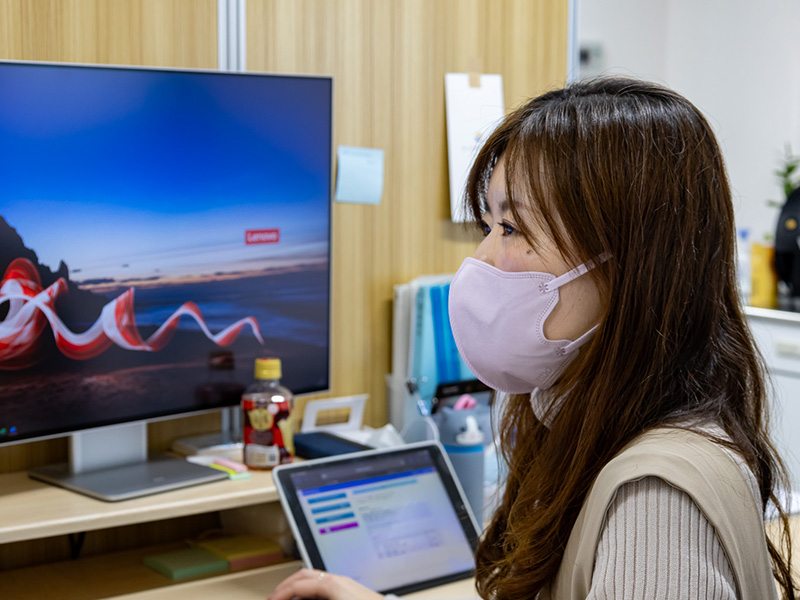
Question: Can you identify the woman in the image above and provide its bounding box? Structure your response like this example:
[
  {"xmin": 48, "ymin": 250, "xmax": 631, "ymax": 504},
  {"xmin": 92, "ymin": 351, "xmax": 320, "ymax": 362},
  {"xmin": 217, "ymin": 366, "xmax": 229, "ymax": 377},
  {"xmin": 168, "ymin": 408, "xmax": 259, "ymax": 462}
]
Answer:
[{"xmin": 269, "ymin": 78, "xmax": 796, "ymax": 599}]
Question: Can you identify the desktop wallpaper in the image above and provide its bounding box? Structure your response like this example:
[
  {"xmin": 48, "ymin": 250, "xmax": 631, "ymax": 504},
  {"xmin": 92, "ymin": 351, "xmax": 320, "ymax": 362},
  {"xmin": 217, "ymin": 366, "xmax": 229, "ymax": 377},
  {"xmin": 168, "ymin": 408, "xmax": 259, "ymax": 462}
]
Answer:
[{"xmin": 0, "ymin": 63, "xmax": 332, "ymax": 441}]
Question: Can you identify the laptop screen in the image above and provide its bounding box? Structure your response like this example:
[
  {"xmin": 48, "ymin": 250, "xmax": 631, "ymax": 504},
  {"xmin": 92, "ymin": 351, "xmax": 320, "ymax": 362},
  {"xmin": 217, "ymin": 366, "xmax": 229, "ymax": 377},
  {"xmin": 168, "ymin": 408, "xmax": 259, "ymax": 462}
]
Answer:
[{"xmin": 274, "ymin": 442, "xmax": 479, "ymax": 595}]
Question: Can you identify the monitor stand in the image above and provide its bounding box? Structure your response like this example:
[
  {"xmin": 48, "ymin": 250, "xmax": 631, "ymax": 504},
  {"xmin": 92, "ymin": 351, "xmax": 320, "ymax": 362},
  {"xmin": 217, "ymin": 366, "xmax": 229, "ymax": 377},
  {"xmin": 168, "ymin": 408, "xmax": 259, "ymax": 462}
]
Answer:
[
  {"xmin": 28, "ymin": 422, "xmax": 227, "ymax": 502},
  {"xmin": 170, "ymin": 406, "xmax": 244, "ymax": 461}
]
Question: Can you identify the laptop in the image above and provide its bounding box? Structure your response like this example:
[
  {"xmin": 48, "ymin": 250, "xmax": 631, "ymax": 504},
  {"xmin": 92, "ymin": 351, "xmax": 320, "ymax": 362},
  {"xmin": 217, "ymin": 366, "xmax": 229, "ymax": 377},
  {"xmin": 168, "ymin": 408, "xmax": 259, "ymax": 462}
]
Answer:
[{"xmin": 272, "ymin": 441, "xmax": 480, "ymax": 596}]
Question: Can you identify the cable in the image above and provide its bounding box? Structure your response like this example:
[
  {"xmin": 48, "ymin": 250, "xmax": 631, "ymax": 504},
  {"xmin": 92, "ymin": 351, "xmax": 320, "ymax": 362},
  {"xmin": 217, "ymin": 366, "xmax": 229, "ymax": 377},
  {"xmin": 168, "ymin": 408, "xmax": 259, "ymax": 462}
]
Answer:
[{"xmin": 400, "ymin": 379, "xmax": 440, "ymax": 442}]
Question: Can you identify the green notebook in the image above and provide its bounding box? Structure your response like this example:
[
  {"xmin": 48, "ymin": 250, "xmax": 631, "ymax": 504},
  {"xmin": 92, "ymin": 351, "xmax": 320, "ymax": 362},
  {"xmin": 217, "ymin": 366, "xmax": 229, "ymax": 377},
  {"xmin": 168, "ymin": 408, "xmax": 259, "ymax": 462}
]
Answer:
[{"xmin": 143, "ymin": 547, "xmax": 229, "ymax": 580}]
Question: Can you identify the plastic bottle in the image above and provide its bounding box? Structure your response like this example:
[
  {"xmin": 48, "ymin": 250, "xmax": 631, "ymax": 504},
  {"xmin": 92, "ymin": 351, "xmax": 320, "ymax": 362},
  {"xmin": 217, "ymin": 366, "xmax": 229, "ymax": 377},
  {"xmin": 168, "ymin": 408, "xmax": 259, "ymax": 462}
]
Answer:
[
  {"xmin": 436, "ymin": 406, "xmax": 486, "ymax": 526},
  {"xmin": 751, "ymin": 234, "xmax": 778, "ymax": 309},
  {"xmin": 241, "ymin": 358, "xmax": 294, "ymax": 469},
  {"xmin": 737, "ymin": 228, "xmax": 752, "ymax": 304}
]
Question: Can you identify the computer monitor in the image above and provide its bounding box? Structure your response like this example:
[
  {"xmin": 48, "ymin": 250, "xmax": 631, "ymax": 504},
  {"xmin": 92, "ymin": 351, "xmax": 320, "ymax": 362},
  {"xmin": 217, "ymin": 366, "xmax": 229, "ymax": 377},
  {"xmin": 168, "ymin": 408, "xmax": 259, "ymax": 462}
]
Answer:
[{"xmin": 0, "ymin": 60, "xmax": 332, "ymax": 499}]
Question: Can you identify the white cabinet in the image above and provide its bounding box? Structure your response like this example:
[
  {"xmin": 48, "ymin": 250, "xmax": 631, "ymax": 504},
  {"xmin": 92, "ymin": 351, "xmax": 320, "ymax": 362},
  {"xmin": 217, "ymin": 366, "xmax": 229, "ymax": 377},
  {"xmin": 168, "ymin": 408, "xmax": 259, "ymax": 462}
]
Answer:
[
  {"xmin": 772, "ymin": 373, "xmax": 800, "ymax": 487},
  {"xmin": 746, "ymin": 307, "xmax": 800, "ymax": 496}
]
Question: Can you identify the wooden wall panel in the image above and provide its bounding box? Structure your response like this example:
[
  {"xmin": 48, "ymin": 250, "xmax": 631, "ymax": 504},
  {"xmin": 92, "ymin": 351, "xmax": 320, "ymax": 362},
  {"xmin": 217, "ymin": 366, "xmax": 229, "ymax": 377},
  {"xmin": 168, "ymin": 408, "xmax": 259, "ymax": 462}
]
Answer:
[
  {"xmin": 0, "ymin": 0, "xmax": 220, "ymax": 473},
  {"xmin": 247, "ymin": 0, "xmax": 569, "ymax": 425},
  {"xmin": 0, "ymin": 0, "xmax": 217, "ymax": 67},
  {"xmin": 0, "ymin": 0, "xmax": 567, "ymax": 575},
  {"xmin": 0, "ymin": 0, "xmax": 568, "ymax": 473},
  {"xmin": 0, "ymin": 0, "xmax": 222, "ymax": 570}
]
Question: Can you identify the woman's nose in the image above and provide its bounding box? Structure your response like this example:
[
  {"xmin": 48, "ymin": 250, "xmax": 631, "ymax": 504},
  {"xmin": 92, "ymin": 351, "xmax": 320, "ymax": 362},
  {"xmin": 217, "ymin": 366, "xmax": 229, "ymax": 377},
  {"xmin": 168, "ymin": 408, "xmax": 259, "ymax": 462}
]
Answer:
[{"xmin": 472, "ymin": 230, "xmax": 498, "ymax": 266}]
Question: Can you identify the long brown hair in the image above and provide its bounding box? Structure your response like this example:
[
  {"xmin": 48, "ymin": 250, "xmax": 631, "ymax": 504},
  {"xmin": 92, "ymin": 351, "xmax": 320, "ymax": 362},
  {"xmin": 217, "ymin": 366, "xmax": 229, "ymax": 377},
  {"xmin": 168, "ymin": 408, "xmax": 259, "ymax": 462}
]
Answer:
[{"xmin": 468, "ymin": 78, "xmax": 796, "ymax": 598}]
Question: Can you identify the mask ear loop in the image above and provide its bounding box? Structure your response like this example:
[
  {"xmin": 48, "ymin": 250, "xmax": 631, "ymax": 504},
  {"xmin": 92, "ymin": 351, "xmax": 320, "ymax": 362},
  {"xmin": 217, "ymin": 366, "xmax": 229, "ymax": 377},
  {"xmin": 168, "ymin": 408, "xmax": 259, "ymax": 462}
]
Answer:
[
  {"xmin": 544, "ymin": 252, "xmax": 612, "ymax": 354},
  {"xmin": 562, "ymin": 324, "xmax": 599, "ymax": 353},
  {"xmin": 542, "ymin": 252, "xmax": 612, "ymax": 294}
]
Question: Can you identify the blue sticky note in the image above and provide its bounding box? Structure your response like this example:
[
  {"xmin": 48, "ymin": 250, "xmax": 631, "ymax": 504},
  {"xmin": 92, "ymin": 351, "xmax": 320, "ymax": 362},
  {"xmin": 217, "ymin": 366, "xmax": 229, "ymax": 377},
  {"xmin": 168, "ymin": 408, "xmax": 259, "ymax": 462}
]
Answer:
[{"xmin": 335, "ymin": 146, "xmax": 384, "ymax": 205}]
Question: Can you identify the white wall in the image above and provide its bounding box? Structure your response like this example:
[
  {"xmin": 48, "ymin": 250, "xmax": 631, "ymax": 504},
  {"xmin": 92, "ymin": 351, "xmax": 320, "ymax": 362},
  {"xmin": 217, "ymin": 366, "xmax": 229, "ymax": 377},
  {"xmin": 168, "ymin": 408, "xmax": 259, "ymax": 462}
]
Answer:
[
  {"xmin": 578, "ymin": 0, "xmax": 669, "ymax": 82},
  {"xmin": 579, "ymin": 0, "xmax": 800, "ymax": 241}
]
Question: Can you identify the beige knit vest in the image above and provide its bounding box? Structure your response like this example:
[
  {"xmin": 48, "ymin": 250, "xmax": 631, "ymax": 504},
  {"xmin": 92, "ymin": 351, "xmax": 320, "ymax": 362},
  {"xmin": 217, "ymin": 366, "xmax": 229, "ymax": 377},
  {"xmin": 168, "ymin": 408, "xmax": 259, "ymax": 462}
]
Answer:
[{"xmin": 540, "ymin": 428, "xmax": 776, "ymax": 600}]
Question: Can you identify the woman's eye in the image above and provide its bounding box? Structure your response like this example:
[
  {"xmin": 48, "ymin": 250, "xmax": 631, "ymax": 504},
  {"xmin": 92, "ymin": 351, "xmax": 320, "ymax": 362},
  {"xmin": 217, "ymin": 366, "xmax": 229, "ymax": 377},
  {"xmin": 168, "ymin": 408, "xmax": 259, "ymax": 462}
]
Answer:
[
  {"xmin": 479, "ymin": 220, "xmax": 491, "ymax": 237},
  {"xmin": 501, "ymin": 221, "xmax": 517, "ymax": 236}
]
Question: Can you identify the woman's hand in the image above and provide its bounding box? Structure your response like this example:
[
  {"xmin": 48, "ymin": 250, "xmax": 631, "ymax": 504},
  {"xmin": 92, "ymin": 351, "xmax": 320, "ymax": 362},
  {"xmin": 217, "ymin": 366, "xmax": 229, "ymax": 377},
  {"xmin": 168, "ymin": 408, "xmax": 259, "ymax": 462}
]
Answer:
[{"xmin": 268, "ymin": 568, "xmax": 385, "ymax": 600}]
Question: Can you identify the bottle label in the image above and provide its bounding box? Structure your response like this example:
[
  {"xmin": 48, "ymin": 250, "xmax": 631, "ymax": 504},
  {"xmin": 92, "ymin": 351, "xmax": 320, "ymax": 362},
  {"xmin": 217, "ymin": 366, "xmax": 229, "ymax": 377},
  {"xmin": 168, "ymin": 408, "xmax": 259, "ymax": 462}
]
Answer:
[
  {"xmin": 244, "ymin": 443, "xmax": 281, "ymax": 468},
  {"xmin": 242, "ymin": 396, "xmax": 293, "ymax": 468}
]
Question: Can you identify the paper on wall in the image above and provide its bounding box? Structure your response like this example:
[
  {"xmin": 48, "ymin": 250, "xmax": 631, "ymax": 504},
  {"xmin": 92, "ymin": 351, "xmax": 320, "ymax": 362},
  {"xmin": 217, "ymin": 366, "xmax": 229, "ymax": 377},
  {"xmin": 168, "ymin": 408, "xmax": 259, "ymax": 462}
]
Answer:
[
  {"xmin": 335, "ymin": 145, "xmax": 384, "ymax": 205},
  {"xmin": 444, "ymin": 73, "xmax": 505, "ymax": 222}
]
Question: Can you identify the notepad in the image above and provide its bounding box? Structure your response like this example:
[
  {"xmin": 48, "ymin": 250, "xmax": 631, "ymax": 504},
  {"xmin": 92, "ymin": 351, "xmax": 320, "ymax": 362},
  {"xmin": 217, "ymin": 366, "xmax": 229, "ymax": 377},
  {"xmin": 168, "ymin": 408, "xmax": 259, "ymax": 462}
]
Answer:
[
  {"xmin": 196, "ymin": 535, "xmax": 284, "ymax": 571},
  {"xmin": 143, "ymin": 547, "xmax": 228, "ymax": 580}
]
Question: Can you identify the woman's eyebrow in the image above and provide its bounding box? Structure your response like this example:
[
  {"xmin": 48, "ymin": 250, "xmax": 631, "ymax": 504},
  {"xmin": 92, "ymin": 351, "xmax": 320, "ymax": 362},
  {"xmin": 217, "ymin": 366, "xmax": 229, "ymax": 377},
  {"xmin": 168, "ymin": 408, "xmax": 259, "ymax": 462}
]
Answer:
[{"xmin": 480, "ymin": 198, "xmax": 510, "ymax": 215}]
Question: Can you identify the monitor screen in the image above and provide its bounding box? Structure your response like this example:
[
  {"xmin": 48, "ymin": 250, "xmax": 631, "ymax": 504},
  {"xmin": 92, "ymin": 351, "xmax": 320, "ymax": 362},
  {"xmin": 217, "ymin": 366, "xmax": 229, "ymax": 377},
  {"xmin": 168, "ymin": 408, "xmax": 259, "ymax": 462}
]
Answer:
[{"xmin": 0, "ymin": 61, "xmax": 332, "ymax": 445}]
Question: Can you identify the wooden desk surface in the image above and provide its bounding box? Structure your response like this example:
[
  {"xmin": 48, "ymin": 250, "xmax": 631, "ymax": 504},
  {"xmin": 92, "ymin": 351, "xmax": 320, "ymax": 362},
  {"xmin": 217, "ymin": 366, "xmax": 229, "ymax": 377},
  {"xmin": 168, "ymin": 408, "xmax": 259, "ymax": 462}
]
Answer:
[
  {"xmin": 113, "ymin": 562, "xmax": 478, "ymax": 600},
  {"xmin": 116, "ymin": 517, "xmax": 798, "ymax": 600},
  {"xmin": 2, "ymin": 517, "xmax": 796, "ymax": 598},
  {"xmin": 0, "ymin": 466, "xmax": 794, "ymax": 599},
  {"xmin": 767, "ymin": 513, "xmax": 800, "ymax": 582},
  {"xmin": 0, "ymin": 469, "xmax": 279, "ymax": 544}
]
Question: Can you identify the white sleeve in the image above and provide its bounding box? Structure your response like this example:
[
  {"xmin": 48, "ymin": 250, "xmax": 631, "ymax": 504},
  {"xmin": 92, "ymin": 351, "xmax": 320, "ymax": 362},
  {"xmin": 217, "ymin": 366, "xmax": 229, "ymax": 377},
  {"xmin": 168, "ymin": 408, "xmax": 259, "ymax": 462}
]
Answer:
[{"xmin": 587, "ymin": 476, "xmax": 739, "ymax": 599}]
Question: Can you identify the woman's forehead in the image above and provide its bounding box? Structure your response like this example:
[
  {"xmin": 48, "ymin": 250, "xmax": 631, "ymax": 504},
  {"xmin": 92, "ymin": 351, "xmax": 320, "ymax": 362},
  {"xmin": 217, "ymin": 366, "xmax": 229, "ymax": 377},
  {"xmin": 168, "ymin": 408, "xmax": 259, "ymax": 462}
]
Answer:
[
  {"xmin": 484, "ymin": 158, "xmax": 538, "ymax": 219},
  {"xmin": 483, "ymin": 159, "xmax": 510, "ymax": 214}
]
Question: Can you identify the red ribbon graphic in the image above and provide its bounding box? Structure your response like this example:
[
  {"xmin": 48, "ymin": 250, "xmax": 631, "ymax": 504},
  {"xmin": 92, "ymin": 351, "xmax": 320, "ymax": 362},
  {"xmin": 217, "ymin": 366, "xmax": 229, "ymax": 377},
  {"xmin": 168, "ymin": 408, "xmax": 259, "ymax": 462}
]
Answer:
[{"xmin": 0, "ymin": 258, "xmax": 263, "ymax": 370}]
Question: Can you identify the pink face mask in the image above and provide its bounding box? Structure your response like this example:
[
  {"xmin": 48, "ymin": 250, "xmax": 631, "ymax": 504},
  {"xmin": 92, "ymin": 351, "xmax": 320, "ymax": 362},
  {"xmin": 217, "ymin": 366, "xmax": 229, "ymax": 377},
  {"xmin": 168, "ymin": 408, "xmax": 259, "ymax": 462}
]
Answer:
[{"xmin": 448, "ymin": 254, "xmax": 609, "ymax": 393}]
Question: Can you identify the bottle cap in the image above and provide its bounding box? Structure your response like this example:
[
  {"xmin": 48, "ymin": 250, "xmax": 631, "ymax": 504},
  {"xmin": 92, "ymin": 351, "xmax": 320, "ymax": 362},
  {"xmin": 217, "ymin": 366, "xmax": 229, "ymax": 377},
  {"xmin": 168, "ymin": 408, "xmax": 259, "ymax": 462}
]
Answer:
[{"xmin": 254, "ymin": 357, "xmax": 281, "ymax": 380}]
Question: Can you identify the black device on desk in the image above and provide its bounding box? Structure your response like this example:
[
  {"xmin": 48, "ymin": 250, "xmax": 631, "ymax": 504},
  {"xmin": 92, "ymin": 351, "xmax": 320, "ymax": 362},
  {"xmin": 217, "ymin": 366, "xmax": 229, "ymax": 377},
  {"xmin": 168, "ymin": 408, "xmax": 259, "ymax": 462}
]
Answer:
[{"xmin": 293, "ymin": 431, "xmax": 371, "ymax": 459}]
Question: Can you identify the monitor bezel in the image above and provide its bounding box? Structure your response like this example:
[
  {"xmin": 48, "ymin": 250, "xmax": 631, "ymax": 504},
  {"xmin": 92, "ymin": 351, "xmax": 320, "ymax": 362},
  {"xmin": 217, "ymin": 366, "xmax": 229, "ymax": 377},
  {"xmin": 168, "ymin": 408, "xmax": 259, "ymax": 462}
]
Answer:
[{"xmin": 0, "ymin": 59, "xmax": 334, "ymax": 447}]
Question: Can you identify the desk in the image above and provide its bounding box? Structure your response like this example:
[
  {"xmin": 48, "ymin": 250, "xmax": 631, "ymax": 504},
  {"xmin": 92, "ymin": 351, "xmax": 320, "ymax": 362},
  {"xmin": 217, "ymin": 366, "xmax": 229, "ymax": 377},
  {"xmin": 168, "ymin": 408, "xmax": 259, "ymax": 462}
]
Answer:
[
  {"xmin": 0, "ymin": 469, "xmax": 280, "ymax": 545},
  {"xmin": 85, "ymin": 516, "xmax": 800, "ymax": 599},
  {"xmin": 0, "ymin": 469, "xmax": 286, "ymax": 598},
  {"xmin": 0, "ymin": 469, "xmax": 477, "ymax": 599},
  {"xmin": 113, "ymin": 562, "xmax": 477, "ymax": 599},
  {"xmin": 0, "ymin": 468, "xmax": 795, "ymax": 599},
  {"xmin": 767, "ymin": 514, "xmax": 800, "ymax": 584}
]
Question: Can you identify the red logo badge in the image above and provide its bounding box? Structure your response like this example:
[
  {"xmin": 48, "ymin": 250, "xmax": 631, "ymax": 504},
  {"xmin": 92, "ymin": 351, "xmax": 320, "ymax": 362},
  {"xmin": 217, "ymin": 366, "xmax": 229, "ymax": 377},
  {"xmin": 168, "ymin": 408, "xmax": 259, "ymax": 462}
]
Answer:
[{"xmin": 245, "ymin": 229, "xmax": 280, "ymax": 244}]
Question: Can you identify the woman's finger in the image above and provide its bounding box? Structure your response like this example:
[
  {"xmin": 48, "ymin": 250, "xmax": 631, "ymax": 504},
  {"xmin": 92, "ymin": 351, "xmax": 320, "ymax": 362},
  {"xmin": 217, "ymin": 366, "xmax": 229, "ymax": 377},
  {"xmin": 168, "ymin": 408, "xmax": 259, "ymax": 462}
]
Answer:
[
  {"xmin": 269, "ymin": 568, "xmax": 325, "ymax": 600},
  {"xmin": 268, "ymin": 568, "xmax": 383, "ymax": 600}
]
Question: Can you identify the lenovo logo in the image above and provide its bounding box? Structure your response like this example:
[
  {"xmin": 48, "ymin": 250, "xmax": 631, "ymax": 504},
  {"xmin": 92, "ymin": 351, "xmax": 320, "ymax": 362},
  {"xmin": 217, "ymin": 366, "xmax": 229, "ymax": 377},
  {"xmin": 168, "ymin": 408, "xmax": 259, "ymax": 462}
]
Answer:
[{"xmin": 245, "ymin": 229, "xmax": 280, "ymax": 244}]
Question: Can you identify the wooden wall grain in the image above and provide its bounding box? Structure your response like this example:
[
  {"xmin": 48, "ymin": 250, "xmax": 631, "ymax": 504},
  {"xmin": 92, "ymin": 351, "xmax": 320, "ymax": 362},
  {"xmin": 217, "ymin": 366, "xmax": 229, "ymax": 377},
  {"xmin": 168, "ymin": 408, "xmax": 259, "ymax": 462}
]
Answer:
[
  {"xmin": 0, "ymin": 0, "xmax": 568, "ymax": 473},
  {"xmin": 0, "ymin": 0, "xmax": 222, "ymax": 470},
  {"xmin": 247, "ymin": 0, "xmax": 570, "ymax": 425},
  {"xmin": 0, "ymin": 0, "xmax": 566, "ymax": 574},
  {"xmin": 0, "ymin": 0, "xmax": 223, "ymax": 569},
  {"xmin": 0, "ymin": 0, "xmax": 217, "ymax": 66}
]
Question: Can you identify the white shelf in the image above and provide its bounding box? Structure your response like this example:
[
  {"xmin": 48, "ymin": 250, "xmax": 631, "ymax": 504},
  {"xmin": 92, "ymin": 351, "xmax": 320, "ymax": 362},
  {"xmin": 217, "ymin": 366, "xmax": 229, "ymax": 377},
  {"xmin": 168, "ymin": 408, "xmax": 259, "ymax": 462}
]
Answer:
[{"xmin": 745, "ymin": 305, "xmax": 800, "ymax": 325}]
